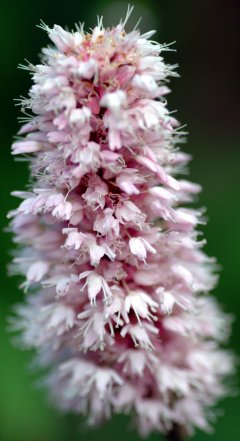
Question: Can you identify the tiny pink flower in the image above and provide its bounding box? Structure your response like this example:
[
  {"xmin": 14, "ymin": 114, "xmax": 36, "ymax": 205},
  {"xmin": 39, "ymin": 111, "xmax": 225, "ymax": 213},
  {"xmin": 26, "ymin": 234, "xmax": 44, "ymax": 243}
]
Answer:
[
  {"xmin": 129, "ymin": 237, "xmax": 156, "ymax": 261},
  {"xmin": 27, "ymin": 260, "xmax": 49, "ymax": 281}
]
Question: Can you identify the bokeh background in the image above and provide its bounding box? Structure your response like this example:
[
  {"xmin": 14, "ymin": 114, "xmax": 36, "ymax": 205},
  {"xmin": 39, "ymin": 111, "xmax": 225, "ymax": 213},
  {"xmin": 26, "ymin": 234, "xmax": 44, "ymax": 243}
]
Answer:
[{"xmin": 0, "ymin": 1, "xmax": 239, "ymax": 440}]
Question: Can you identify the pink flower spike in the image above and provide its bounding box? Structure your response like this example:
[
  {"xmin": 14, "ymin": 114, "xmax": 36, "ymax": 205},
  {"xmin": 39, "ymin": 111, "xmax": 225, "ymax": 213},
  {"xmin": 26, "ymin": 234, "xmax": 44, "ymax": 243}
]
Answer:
[{"xmin": 8, "ymin": 8, "xmax": 234, "ymax": 439}]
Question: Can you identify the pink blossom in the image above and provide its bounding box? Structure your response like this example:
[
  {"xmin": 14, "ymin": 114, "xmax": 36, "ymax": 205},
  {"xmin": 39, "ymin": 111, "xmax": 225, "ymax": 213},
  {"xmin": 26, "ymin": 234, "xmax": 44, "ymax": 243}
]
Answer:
[
  {"xmin": 8, "ymin": 8, "xmax": 234, "ymax": 439},
  {"xmin": 129, "ymin": 237, "xmax": 156, "ymax": 261}
]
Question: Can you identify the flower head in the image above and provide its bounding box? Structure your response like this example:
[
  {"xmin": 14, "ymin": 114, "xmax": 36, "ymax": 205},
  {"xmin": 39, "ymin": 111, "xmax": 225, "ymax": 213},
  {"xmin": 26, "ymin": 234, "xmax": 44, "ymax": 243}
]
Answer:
[{"xmin": 9, "ymin": 7, "xmax": 234, "ymax": 438}]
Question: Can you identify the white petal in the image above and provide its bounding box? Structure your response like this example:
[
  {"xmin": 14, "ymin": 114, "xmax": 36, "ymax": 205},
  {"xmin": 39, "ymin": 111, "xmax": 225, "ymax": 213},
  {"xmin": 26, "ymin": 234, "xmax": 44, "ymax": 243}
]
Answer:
[
  {"xmin": 129, "ymin": 238, "xmax": 146, "ymax": 260},
  {"xmin": 87, "ymin": 273, "xmax": 102, "ymax": 305}
]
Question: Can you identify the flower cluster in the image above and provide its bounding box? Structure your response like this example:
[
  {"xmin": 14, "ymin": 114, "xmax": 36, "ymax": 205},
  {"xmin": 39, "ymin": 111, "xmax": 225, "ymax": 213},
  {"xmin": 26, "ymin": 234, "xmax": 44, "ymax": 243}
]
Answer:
[{"xmin": 9, "ymin": 9, "xmax": 233, "ymax": 437}]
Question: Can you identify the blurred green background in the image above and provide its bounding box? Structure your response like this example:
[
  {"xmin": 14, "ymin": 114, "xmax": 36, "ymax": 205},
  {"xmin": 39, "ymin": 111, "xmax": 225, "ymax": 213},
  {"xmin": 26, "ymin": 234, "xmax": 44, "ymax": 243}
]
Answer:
[{"xmin": 0, "ymin": 1, "xmax": 239, "ymax": 440}]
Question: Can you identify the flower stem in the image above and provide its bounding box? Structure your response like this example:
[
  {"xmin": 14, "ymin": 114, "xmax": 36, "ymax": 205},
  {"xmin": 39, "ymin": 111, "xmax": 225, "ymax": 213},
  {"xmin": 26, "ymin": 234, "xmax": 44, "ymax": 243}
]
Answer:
[{"xmin": 166, "ymin": 424, "xmax": 187, "ymax": 441}]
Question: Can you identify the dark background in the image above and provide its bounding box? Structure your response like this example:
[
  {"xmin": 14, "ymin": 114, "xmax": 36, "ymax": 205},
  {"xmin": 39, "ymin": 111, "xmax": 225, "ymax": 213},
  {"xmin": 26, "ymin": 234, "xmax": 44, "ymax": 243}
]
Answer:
[{"xmin": 0, "ymin": 1, "xmax": 239, "ymax": 440}]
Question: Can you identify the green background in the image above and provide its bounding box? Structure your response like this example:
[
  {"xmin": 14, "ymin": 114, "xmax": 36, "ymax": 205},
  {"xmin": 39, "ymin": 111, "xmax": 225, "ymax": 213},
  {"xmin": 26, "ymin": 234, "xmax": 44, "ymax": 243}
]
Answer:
[{"xmin": 0, "ymin": 1, "xmax": 239, "ymax": 440}]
